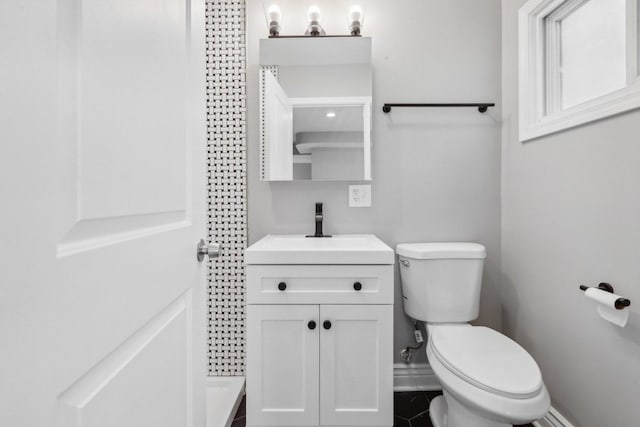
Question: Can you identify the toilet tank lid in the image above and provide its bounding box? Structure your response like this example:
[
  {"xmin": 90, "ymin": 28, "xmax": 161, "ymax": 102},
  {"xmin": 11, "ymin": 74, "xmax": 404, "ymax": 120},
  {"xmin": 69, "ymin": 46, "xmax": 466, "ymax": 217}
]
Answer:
[{"xmin": 396, "ymin": 242, "xmax": 486, "ymax": 259}]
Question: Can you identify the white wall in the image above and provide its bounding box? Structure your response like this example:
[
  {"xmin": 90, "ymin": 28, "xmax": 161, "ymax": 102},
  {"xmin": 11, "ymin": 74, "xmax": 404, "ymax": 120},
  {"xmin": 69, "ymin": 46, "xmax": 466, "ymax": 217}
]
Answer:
[
  {"xmin": 501, "ymin": 1, "xmax": 640, "ymax": 425},
  {"xmin": 247, "ymin": 0, "xmax": 502, "ymax": 364}
]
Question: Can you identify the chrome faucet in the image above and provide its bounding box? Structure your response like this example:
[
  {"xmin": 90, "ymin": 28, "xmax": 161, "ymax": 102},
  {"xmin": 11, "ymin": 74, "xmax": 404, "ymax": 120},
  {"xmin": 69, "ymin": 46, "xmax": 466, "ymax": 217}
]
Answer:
[{"xmin": 306, "ymin": 202, "xmax": 331, "ymax": 238}]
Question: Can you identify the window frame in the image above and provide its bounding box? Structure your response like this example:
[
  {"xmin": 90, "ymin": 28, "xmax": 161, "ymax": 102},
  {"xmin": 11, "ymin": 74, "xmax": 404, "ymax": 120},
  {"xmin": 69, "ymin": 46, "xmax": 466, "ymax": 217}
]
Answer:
[{"xmin": 519, "ymin": 0, "xmax": 640, "ymax": 141}]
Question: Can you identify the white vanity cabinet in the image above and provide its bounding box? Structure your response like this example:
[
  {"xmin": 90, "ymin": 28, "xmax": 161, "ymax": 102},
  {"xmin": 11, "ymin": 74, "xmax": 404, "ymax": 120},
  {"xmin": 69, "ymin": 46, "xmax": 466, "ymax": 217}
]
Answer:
[
  {"xmin": 246, "ymin": 304, "xmax": 320, "ymax": 426},
  {"xmin": 318, "ymin": 304, "xmax": 393, "ymax": 426},
  {"xmin": 245, "ymin": 235, "xmax": 395, "ymax": 427}
]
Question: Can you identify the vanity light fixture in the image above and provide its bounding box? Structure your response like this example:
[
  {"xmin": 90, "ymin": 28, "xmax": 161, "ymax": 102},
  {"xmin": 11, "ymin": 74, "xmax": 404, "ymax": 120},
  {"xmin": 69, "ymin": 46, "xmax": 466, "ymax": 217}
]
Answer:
[
  {"xmin": 348, "ymin": 5, "xmax": 364, "ymax": 36},
  {"xmin": 326, "ymin": 111, "xmax": 336, "ymax": 118},
  {"xmin": 265, "ymin": 3, "xmax": 362, "ymax": 37},
  {"xmin": 266, "ymin": 4, "xmax": 282, "ymax": 37},
  {"xmin": 305, "ymin": 5, "xmax": 326, "ymax": 36}
]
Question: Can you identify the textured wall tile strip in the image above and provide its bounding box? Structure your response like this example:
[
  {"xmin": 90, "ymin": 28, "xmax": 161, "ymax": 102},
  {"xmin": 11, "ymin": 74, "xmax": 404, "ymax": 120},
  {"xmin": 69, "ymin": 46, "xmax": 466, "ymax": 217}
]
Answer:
[{"xmin": 205, "ymin": 0, "xmax": 247, "ymax": 376}]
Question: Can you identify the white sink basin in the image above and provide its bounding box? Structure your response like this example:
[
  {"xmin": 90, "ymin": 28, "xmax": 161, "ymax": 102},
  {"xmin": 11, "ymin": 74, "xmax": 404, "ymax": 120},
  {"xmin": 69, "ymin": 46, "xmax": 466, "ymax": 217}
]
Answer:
[{"xmin": 245, "ymin": 234, "xmax": 394, "ymax": 265}]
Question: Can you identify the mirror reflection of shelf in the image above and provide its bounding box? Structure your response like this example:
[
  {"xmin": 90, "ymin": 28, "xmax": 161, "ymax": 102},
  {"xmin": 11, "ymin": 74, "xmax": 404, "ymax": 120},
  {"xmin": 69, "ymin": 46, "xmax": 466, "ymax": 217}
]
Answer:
[
  {"xmin": 259, "ymin": 37, "xmax": 372, "ymax": 181},
  {"xmin": 293, "ymin": 154, "xmax": 312, "ymax": 164},
  {"xmin": 296, "ymin": 142, "xmax": 363, "ymax": 154}
]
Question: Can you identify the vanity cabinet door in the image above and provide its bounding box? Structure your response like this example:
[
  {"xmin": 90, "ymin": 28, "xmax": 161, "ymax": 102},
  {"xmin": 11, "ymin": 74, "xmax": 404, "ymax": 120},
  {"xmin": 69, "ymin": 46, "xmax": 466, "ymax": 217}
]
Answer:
[
  {"xmin": 319, "ymin": 305, "xmax": 393, "ymax": 426},
  {"xmin": 246, "ymin": 305, "xmax": 320, "ymax": 426}
]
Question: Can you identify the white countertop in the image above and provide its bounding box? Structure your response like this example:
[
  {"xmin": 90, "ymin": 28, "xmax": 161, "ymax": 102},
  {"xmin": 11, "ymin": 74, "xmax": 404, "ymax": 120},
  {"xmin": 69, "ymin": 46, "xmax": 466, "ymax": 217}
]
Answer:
[{"xmin": 245, "ymin": 234, "xmax": 395, "ymax": 265}]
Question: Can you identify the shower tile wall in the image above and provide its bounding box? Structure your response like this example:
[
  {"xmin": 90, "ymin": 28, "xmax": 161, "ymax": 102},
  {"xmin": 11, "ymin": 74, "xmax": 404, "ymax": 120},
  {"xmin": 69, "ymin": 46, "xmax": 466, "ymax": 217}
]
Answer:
[{"xmin": 206, "ymin": 0, "xmax": 247, "ymax": 376}]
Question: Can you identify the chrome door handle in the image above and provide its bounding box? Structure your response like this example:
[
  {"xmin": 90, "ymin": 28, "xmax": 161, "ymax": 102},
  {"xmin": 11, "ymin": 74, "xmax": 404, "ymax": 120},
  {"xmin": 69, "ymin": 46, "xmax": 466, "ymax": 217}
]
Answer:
[{"xmin": 197, "ymin": 239, "xmax": 220, "ymax": 262}]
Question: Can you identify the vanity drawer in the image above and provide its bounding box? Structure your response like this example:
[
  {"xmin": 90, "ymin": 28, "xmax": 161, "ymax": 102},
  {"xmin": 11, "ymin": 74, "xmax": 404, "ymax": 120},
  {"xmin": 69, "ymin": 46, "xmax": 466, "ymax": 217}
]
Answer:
[{"xmin": 246, "ymin": 265, "xmax": 394, "ymax": 305}]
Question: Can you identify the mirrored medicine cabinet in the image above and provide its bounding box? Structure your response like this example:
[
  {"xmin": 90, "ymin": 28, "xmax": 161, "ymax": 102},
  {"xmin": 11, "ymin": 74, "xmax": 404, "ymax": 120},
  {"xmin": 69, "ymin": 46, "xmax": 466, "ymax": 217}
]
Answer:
[{"xmin": 259, "ymin": 37, "xmax": 372, "ymax": 181}]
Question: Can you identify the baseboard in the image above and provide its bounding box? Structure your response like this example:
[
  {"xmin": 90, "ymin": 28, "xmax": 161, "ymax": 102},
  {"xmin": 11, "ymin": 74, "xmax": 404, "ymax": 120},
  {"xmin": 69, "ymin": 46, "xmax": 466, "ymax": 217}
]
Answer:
[
  {"xmin": 393, "ymin": 363, "xmax": 442, "ymax": 391},
  {"xmin": 206, "ymin": 376, "xmax": 245, "ymax": 427},
  {"xmin": 533, "ymin": 406, "xmax": 575, "ymax": 427}
]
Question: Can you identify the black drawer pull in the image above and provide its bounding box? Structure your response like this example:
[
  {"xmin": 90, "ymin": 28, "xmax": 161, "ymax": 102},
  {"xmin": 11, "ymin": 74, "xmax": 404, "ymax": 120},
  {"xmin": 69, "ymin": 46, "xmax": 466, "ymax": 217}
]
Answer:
[
  {"xmin": 323, "ymin": 320, "xmax": 332, "ymax": 330},
  {"xmin": 353, "ymin": 281, "xmax": 362, "ymax": 291},
  {"xmin": 308, "ymin": 320, "xmax": 316, "ymax": 330},
  {"xmin": 278, "ymin": 282, "xmax": 287, "ymax": 291}
]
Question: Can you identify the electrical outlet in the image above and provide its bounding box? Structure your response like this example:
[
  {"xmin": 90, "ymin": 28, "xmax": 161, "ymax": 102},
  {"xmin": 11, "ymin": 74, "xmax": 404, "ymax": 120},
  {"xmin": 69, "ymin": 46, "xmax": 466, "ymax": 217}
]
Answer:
[{"xmin": 349, "ymin": 185, "xmax": 371, "ymax": 207}]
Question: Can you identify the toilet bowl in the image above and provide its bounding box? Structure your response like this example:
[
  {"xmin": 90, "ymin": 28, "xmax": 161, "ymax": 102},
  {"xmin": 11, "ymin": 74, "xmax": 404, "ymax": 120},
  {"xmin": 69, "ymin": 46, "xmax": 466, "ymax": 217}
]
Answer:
[
  {"xmin": 396, "ymin": 242, "xmax": 550, "ymax": 427},
  {"xmin": 426, "ymin": 324, "xmax": 549, "ymax": 427}
]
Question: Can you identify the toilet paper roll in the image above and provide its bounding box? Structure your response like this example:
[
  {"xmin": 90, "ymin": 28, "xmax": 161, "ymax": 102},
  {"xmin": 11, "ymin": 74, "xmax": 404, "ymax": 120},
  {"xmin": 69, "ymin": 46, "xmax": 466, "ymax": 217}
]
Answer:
[{"xmin": 585, "ymin": 287, "xmax": 629, "ymax": 327}]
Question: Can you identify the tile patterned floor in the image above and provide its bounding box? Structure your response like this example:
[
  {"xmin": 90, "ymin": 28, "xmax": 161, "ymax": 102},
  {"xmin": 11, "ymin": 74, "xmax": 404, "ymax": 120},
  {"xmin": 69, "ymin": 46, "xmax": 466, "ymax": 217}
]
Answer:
[
  {"xmin": 394, "ymin": 391, "xmax": 441, "ymax": 427},
  {"xmin": 231, "ymin": 392, "xmax": 535, "ymax": 427},
  {"xmin": 230, "ymin": 395, "xmax": 245, "ymax": 427}
]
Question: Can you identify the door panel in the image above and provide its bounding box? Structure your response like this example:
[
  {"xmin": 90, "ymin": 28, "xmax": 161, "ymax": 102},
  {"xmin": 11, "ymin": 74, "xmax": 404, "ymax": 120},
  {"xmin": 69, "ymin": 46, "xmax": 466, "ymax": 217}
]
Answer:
[
  {"xmin": 0, "ymin": 0, "xmax": 206, "ymax": 425},
  {"xmin": 57, "ymin": 294, "xmax": 190, "ymax": 427},
  {"xmin": 247, "ymin": 305, "xmax": 319, "ymax": 426},
  {"xmin": 57, "ymin": 0, "xmax": 191, "ymax": 254},
  {"xmin": 320, "ymin": 305, "xmax": 393, "ymax": 426}
]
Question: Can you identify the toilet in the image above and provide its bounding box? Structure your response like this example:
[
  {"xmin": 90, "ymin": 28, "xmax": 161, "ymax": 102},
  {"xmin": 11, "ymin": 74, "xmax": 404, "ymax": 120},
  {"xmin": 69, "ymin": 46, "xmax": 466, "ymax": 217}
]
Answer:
[{"xmin": 396, "ymin": 242, "xmax": 550, "ymax": 427}]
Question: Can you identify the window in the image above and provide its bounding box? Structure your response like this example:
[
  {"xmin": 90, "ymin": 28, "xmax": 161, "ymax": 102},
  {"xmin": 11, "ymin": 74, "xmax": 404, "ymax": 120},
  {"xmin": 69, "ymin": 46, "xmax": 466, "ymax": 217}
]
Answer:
[
  {"xmin": 519, "ymin": 0, "xmax": 640, "ymax": 141},
  {"xmin": 559, "ymin": 0, "xmax": 626, "ymax": 109}
]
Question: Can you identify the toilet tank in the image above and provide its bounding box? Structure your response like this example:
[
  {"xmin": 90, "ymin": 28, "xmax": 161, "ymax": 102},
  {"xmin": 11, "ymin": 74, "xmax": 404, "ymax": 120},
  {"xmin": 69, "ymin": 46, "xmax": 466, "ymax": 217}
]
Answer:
[{"xmin": 396, "ymin": 242, "xmax": 486, "ymax": 323}]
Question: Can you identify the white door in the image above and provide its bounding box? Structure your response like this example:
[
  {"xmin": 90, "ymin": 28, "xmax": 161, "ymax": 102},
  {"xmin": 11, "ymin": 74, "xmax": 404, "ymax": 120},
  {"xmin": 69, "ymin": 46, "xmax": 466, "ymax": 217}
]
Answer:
[
  {"xmin": 263, "ymin": 70, "xmax": 293, "ymax": 181},
  {"xmin": 320, "ymin": 305, "xmax": 393, "ymax": 426},
  {"xmin": 246, "ymin": 305, "xmax": 319, "ymax": 426},
  {"xmin": 0, "ymin": 0, "xmax": 207, "ymax": 426}
]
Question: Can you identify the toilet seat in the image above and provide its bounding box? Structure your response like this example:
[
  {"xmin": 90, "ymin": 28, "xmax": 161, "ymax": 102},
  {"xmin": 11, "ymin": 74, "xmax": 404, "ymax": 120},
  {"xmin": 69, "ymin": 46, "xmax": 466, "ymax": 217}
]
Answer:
[
  {"xmin": 426, "ymin": 324, "xmax": 550, "ymax": 424},
  {"xmin": 429, "ymin": 324, "xmax": 542, "ymax": 399}
]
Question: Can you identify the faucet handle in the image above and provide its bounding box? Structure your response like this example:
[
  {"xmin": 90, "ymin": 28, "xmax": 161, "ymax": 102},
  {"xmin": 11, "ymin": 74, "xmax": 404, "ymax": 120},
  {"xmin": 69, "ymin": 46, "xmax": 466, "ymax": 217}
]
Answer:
[{"xmin": 306, "ymin": 202, "xmax": 331, "ymax": 238}]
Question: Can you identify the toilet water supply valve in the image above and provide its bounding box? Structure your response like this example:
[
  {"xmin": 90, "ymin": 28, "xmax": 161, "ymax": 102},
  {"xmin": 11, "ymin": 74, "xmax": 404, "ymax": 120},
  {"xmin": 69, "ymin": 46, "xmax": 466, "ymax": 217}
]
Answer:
[{"xmin": 401, "ymin": 321, "xmax": 425, "ymax": 362}]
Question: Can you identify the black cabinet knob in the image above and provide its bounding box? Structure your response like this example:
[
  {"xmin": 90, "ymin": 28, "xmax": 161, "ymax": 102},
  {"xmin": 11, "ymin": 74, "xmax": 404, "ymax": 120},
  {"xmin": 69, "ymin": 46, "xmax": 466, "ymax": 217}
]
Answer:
[
  {"xmin": 278, "ymin": 282, "xmax": 287, "ymax": 291},
  {"xmin": 308, "ymin": 320, "xmax": 316, "ymax": 330},
  {"xmin": 323, "ymin": 320, "xmax": 332, "ymax": 330},
  {"xmin": 353, "ymin": 281, "xmax": 362, "ymax": 291}
]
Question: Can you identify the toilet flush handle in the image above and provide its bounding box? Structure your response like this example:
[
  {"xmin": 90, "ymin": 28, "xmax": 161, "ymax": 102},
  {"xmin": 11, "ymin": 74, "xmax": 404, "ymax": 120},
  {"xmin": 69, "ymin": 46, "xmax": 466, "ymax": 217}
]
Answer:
[{"xmin": 400, "ymin": 259, "xmax": 410, "ymax": 267}]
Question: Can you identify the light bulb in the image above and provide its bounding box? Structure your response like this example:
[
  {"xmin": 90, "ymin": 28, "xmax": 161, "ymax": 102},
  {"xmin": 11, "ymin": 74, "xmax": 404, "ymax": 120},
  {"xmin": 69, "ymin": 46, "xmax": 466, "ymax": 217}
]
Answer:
[
  {"xmin": 348, "ymin": 5, "xmax": 363, "ymax": 36},
  {"xmin": 326, "ymin": 112, "xmax": 336, "ymax": 118},
  {"xmin": 267, "ymin": 4, "xmax": 281, "ymax": 37},
  {"xmin": 307, "ymin": 5, "xmax": 321, "ymax": 23},
  {"xmin": 348, "ymin": 5, "xmax": 362, "ymax": 23},
  {"xmin": 305, "ymin": 5, "xmax": 324, "ymax": 36},
  {"xmin": 268, "ymin": 4, "xmax": 281, "ymax": 22}
]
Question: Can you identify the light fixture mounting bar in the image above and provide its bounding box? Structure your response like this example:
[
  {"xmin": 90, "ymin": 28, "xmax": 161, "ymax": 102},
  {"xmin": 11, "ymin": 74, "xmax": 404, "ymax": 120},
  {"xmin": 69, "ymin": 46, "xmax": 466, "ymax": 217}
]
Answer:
[{"xmin": 268, "ymin": 35, "xmax": 362, "ymax": 38}]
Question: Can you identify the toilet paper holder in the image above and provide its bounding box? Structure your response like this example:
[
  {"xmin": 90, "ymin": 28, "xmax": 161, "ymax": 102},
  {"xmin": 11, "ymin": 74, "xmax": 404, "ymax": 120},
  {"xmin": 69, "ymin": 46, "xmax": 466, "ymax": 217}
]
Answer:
[{"xmin": 579, "ymin": 283, "xmax": 631, "ymax": 310}]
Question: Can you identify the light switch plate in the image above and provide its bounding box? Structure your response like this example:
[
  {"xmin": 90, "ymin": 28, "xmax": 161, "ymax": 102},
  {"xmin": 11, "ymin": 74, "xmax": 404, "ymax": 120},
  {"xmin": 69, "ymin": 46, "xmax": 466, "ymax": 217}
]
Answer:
[{"xmin": 349, "ymin": 185, "xmax": 371, "ymax": 207}]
